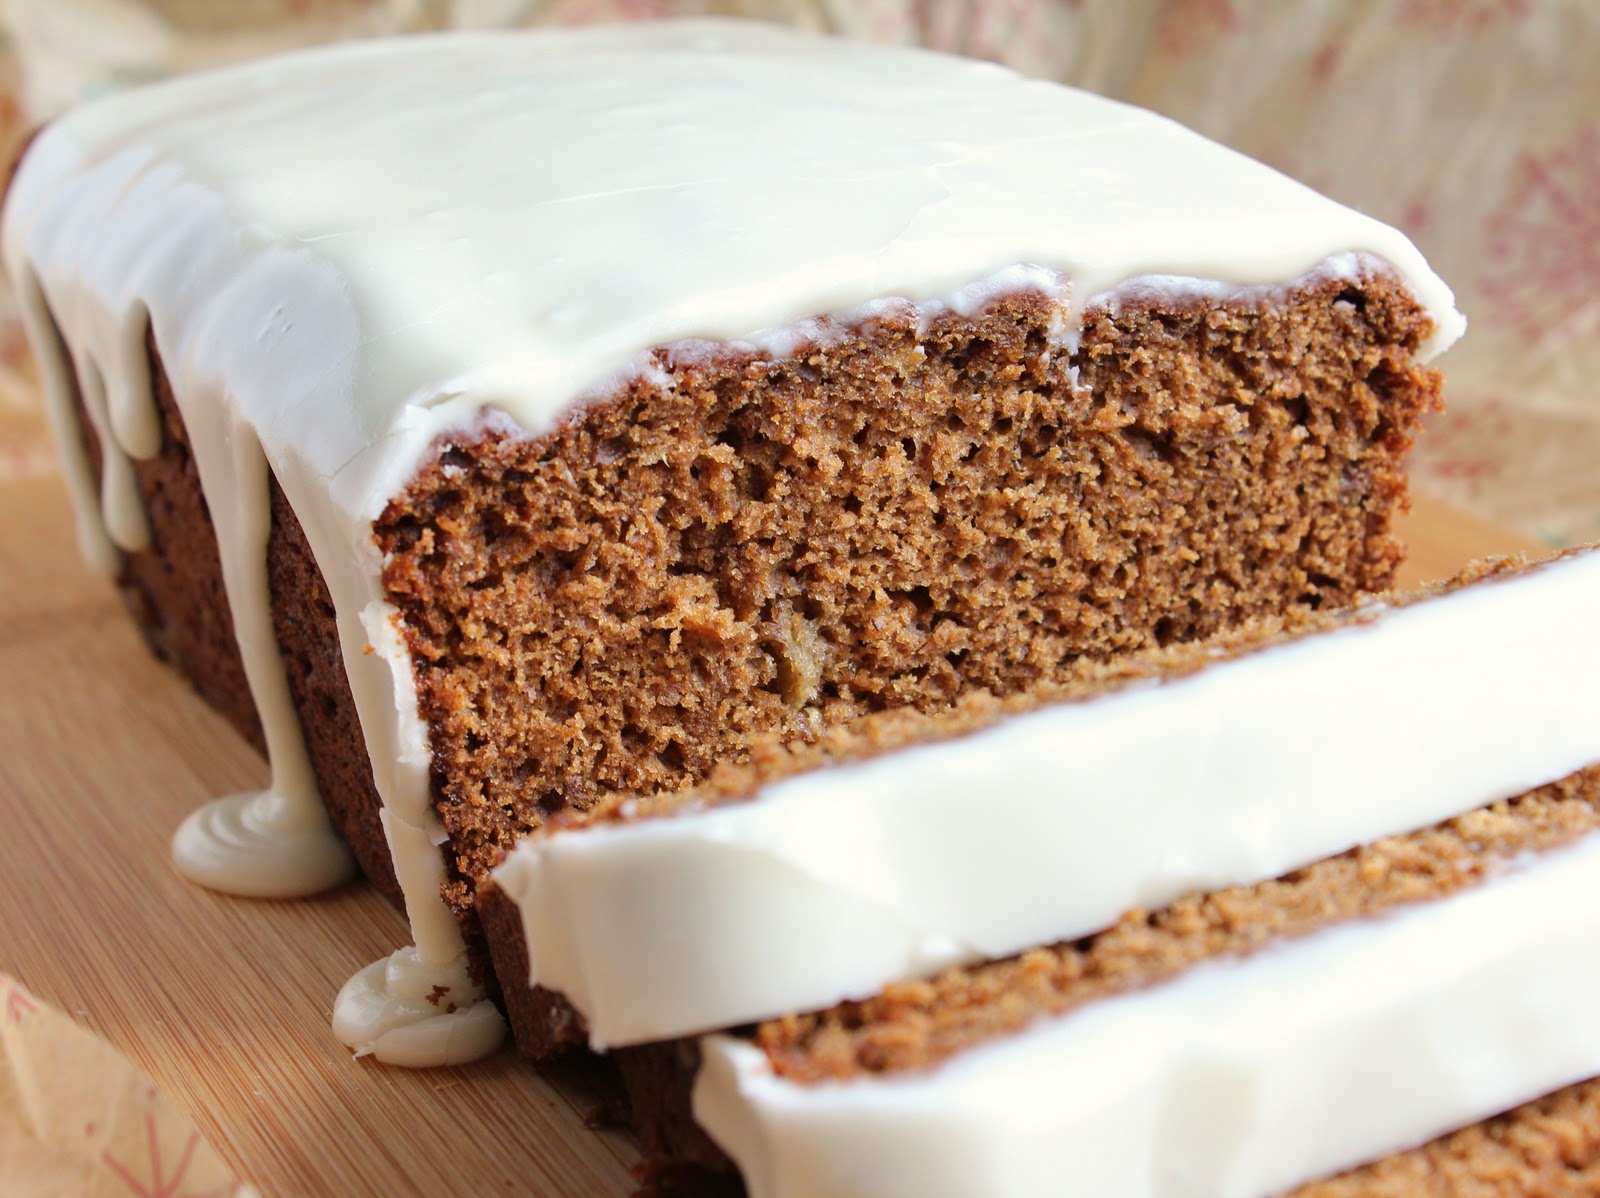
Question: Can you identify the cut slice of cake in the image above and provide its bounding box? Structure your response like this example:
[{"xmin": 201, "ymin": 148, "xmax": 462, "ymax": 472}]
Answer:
[
  {"xmin": 2, "ymin": 20, "xmax": 1462, "ymax": 1066},
  {"xmin": 684, "ymin": 765, "xmax": 1600, "ymax": 1198},
  {"xmin": 566, "ymin": 552, "xmax": 1600, "ymax": 1197},
  {"xmin": 484, "ymin": 547, "xmax": 1600, "ymax": 1055}
]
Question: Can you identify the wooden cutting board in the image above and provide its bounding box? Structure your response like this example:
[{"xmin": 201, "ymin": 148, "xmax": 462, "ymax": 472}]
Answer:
[{"xmin": 0, "ymin": 473, "xmax": 1541, "ymax": 1197}]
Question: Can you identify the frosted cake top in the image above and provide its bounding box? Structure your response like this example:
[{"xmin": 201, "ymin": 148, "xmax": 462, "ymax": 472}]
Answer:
[{"xmin": 4, "ymin": 19, "xmax": 1461, "ymax": 528}]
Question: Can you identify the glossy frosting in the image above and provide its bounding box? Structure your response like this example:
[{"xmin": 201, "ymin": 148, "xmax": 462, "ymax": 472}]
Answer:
[
  {"xmin": 494, "ymin": 549, "xmax": 1600, "ymax": 1048},
  {"xmin": 1, "ymin": 20, "xmax": 1464, "ymax": 1066},
  {"xmin": 695, "ymin": 829, "xmax": 1600, "ymax": 1198}
]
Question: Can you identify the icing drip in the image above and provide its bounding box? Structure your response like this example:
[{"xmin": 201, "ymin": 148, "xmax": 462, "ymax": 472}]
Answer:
[
  {"xmin": 330, "ymin": 807, "xmax": 505, "ymax": 1065},
  {"xmin": 74, "ymin": 349, "xmax": 150, "ymax": 553},
  {"xmin": 18, "ymin": 248, "xmax": 487, "ymax": 1058},
  {"xmin": 171, "ymin": 413, "xmax": 356, "ymax": 899},
  {"xmin": 333, "ymin": 948, "xmax": 505, "ymax": 1068},
  {"xmin": 17, "ymin": 258, "xmax": 356, "ymax": 904},
  {"xmin": 172, "ymin": 791, "xmax": 354, "ymax": 899},
  {"xmin": 17, "ymin": 273, "xmax": 119, "ymax": 576}
]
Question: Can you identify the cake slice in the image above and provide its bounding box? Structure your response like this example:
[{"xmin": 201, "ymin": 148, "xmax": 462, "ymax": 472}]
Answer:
[
  {"xmin": 2, "ymin": 21, "xmax": 1461, "ymax": 1065},
  {"xmin": 578, "ymin": 550, "xmax": 1600, "ymax": 1195},
  {"xmin": 484, "ymin": 547, "xmax": 1600, "ymax": 1057},
  {"xmin": 683, "ymin": 765, "xmax": 1600, "ymax": 1198}
]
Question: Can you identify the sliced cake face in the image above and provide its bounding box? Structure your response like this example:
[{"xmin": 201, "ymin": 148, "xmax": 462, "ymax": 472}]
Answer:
[
  {"xmin": 2, "ymin": 20, "xmax": 1465, "ymax": 1065},
  {"xmin": 489, "ymin": 548, "xmax": 1600, "ymax": 1051},
  {"xmin": 393, "ymin": 268, "xmax": 1443, "ymax": 917}
]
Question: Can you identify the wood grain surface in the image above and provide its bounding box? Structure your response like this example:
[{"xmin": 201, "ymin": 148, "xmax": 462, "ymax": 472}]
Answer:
[{"xmin": 0, "ymin": 474, "xmax": 1541, "ymax": 1197}]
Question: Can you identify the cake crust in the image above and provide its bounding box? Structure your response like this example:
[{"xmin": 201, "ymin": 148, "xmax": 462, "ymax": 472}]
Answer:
[{"xmin": 69, "ymin": 337, "xmax": 401, "ymax": 904}]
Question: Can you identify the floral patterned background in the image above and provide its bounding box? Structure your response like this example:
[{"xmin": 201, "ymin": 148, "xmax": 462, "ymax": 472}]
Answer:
[
  {"xmin": 2, "ymin": 970, "xmax": 254, "ymax": 1198},
  {"xmin": 0, "ymin": 0, "xmax": 1596, "ymax": 545}
]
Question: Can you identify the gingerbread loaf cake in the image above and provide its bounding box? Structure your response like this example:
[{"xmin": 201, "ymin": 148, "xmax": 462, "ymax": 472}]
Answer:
[{"xmin": 3, "ymin": 20, "xmax": 1463, "ymax": 1072}]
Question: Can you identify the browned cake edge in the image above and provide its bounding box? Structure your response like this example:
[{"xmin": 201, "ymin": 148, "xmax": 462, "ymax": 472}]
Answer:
[{"xmin": 68, "ymin": 336, "xmax": 403, "ymax": 908}]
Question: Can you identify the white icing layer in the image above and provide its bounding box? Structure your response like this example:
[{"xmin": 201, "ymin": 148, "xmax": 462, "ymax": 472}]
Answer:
[
  {"xmin": 694, "ymin": 830, "xmax": 1600, "ymax": 1198},
  {"xmin": 5, "ymin": 20, "xmax": 1462, "ymax": 534},
  {"xmin": 493, "ymin": 549, "xmax": 1600, "ymax": 1047},
  {"xmin": 332, "ymin": 947, "xmax": 506, "ymax": 1068},
  {"xmin": 172, "ymin": 791, "xmax": 354, "ymax": 900},
  {"xmin": 0, "ymin": 20, "xmax": 1465, "ymax": 1067}
]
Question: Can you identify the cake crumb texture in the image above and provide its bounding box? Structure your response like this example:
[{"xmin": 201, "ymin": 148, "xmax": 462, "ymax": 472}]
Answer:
[
  {"xmin": 377, "ymin": 274, "xmax": 1441, "ymax": 913},
  {"xmin": 596, "ymin": 549, "xmax": 1558, "ymax": 828}
]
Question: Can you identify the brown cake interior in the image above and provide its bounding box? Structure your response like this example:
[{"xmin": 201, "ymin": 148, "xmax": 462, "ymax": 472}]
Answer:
[
  {"xmin": 571, "ymin": 551, "xmax": 1560, "ymax": 831},
  {"xmin": 377, "ymin": 271, "xmax": 1441, "ymax": 922},
  {"xmin": 63, "ymin": 255, "xmax": 1585, "ymax": 1195}
]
